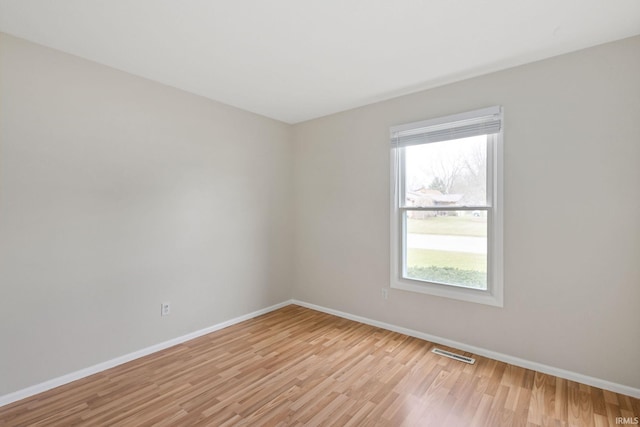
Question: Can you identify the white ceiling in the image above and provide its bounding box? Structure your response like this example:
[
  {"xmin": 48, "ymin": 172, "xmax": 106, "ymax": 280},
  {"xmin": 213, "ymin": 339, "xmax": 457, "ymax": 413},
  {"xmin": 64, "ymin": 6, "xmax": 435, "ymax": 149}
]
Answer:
[{"xmin": 1, "ymin": 1, "xmax": 639, "ymax": 124}]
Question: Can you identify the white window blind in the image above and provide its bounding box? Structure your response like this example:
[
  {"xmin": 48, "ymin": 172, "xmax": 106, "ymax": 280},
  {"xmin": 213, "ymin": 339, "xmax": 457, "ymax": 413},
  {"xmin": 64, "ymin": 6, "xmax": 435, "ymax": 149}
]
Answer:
[{"xmin": 390, "ymin": 106, "xmax": 502, "ymax": 148}]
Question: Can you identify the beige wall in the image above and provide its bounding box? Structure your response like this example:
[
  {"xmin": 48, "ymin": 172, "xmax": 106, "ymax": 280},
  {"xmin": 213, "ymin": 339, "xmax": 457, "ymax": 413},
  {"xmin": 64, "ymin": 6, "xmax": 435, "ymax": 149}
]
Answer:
[
  {"xmin": 0, "ymin": 33, "xmax": 293, "ymax": 395},
  {"xmin": 292, "ymin": 36, "xmax": 640, "ymax": 389}
]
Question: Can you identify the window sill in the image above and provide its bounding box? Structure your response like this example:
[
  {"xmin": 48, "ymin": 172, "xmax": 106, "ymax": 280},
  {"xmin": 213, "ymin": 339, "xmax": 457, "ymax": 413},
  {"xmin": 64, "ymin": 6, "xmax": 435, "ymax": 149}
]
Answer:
[{"xmin": 390, "ymin": 277, "xmax": 503, "ymax": 307}]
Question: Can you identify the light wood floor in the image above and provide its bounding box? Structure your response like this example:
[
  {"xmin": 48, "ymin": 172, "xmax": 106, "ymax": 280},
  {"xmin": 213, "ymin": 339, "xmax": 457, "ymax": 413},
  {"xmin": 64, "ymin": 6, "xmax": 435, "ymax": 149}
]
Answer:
[{"xmin": 0, "ymin": 305, "xmax": 637, "ymax": 426}]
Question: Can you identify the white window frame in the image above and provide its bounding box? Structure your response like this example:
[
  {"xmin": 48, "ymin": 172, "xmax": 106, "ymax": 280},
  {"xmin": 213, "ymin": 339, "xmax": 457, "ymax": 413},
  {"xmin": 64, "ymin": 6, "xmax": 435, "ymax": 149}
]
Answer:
[{"xmin": 390, "ymin": 106, "xmax": 504, "ymax": 307}]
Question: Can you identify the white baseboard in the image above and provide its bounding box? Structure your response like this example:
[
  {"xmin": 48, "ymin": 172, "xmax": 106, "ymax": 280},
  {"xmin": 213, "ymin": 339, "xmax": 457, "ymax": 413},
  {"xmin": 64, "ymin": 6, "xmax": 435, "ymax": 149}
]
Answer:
[
  {"xmin": 292, "ymin": 299, "xmax": 640, "ymax": 399},
  {"xmin": 0, "ymin": 300, "xmax": 294, "ymax": 408}
]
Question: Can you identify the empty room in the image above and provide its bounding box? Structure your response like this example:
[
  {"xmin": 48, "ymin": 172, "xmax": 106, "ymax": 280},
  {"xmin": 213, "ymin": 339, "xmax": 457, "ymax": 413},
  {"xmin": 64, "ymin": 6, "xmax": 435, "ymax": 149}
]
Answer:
[{"xmin": 0, "ymin": 1, "xmax": 639, "ymax": 426}]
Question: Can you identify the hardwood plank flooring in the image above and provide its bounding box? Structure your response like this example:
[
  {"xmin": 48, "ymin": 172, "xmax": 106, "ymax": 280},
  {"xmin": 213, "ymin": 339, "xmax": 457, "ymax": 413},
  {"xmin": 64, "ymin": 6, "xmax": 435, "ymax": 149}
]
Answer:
[{"xmin": 0, "ymin": 305, "xmax": 637, "ymax": 426}]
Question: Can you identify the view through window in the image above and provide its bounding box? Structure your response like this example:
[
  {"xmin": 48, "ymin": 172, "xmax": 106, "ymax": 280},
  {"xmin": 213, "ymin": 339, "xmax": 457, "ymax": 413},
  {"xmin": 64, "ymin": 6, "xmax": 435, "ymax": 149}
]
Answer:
[{"xmin": 403, "ymin": 135, "xmax": 488, "ymax": 289}]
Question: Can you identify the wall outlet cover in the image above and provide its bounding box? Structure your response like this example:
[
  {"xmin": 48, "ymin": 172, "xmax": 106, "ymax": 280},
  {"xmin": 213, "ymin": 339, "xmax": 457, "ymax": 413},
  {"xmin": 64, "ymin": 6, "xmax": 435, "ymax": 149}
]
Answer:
[{"xmin": 161, "ymin": 303, "xmax": 171, "ymax": 316}]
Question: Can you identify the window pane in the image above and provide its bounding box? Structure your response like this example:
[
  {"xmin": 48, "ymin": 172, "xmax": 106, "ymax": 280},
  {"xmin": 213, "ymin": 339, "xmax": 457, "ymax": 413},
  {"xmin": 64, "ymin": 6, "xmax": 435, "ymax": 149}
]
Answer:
[
  {"xmin": 405, "ymin": 211, "xmax": 487, "ymax": 290},
  {"xmin": 403, "ymin": 135, "xmax": 487, "ymax": 208}
]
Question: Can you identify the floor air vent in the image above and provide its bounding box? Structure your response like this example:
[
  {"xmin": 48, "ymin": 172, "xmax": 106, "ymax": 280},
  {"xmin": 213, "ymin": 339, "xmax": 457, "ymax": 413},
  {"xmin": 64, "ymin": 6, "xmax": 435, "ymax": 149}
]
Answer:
[{"xmin": 432, "ymin": 348, "xmax": 475, "ymax": 364}]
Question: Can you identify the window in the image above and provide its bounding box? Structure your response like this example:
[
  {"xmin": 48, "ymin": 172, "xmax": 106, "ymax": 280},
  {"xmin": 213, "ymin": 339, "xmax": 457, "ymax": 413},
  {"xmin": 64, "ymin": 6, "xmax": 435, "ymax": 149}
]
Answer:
[{"xmin": 390, "ymin": 106, "xmax": 503, "ymax": 306}]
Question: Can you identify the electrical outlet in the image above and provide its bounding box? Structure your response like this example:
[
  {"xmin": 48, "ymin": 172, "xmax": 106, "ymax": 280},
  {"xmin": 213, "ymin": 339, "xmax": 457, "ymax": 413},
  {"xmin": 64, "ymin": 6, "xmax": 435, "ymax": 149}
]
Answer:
[
  {"xmin": 381, "ymin": 288, "xmax": 388, "ymax": 300},
  {"xmin": 161, "ymin": 302, "xmax": 171, "ymax": 316}
]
